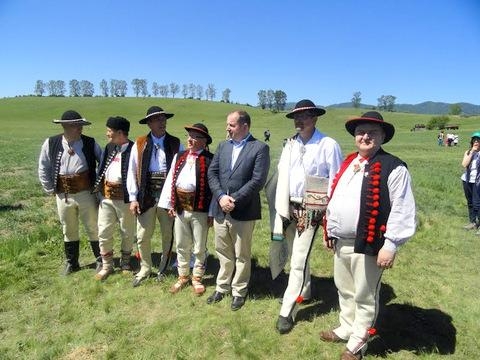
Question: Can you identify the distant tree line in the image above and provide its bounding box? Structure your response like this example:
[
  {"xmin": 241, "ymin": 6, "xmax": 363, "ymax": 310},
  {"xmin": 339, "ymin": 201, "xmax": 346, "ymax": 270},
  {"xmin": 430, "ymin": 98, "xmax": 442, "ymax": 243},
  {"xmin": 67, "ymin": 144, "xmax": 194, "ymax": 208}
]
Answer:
[
  {"xmin": 33, "ymin": 79, "xmax": 231, "ymax": 103},
  {"xmin": 257, "ymin": 89, "xmax": 287, "ymax": 111},
  {"xmin": 350, "ymin": 91, "xmax": 398, "ymax": 112}
]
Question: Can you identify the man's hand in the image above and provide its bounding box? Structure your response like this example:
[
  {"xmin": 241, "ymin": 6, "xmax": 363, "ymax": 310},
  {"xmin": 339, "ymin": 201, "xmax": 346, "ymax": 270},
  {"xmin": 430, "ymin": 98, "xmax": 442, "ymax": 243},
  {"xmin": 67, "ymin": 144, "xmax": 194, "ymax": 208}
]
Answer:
[
  {"xmin": 219, "ymin": 195, "xmax": 235, "ymax": 213},
  {"xmin": 130, "ymin": 201, "xmax": 141, "ymax": 215},
  {"xmin": 323, "ymin": 238, "xmax": 335, "ymax": 250},
  {"xmin": 377, "ymin": 248, "xmax": 396, "ymax": 269}
]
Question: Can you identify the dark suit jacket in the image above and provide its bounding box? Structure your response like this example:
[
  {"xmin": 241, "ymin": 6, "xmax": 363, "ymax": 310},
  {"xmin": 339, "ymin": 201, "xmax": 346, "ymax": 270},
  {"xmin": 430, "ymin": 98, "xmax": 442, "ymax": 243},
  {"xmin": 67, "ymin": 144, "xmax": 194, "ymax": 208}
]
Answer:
[{"xmin": 208, "ymin": 135, "xmax": 270, "ymax": 221}]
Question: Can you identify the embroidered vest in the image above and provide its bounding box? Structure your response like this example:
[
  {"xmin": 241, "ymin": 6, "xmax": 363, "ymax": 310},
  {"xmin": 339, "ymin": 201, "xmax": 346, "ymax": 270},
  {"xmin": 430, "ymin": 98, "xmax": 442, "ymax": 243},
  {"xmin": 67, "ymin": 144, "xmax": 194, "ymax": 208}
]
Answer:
[
  {"xmin": 136, "ymin": 132, "xmax": 180, "ymax": 213},
  {"xmin": 170, "ymin": 150, "xmax": 213, "ymax": 213},
  {"xmin": 330, "ymin": 149, "xmax": 406, "ymax": 255},
  {"xmin": 93, "ymin": 141, "xmax": 134, "ymax": 203},
  {"xmin": 48, "ymin": 134, "xmax": 96, "ymax": 192}
]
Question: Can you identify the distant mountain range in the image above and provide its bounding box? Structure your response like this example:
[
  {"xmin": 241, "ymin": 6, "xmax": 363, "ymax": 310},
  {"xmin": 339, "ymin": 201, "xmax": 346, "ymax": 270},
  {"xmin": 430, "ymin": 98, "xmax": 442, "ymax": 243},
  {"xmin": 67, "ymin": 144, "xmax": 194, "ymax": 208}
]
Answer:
[{"xmin": 324, "ymin": 101, "xmax": 480, "ymax": 115}]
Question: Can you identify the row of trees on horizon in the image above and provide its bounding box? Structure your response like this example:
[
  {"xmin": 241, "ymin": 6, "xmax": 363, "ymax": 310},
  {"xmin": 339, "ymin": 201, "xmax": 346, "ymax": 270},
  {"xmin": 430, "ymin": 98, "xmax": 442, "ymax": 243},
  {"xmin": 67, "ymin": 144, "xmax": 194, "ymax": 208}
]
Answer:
[
  {"xmin": 32, "ymin": 79, "xmax": 290, "ymax": 111},
  {"xmin": 31, "ymin": 80, "xmax": 463, "ymax": 115},
  {"xmin": 33, "ymin": 79, "xmax": 232, "ymax": 103}
]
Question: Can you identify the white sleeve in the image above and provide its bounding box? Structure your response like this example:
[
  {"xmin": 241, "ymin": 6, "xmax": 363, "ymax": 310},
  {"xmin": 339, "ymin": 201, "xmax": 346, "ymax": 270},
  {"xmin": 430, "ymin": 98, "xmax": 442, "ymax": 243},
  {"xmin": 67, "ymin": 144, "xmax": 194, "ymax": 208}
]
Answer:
[
  {"xmin": 158, "ymin": 154, "xmax": 177, "ymax": 209},
  {"xmin": 38, "ymin": 139, "xmax": 55, "ymax": 194},
  {"xmin": 126, "ymin": 143, "xmax": 139, "ymax": 201},
  {"xmin": 383, "ymin": 165, "xmax": 416, "ymax": 252}
]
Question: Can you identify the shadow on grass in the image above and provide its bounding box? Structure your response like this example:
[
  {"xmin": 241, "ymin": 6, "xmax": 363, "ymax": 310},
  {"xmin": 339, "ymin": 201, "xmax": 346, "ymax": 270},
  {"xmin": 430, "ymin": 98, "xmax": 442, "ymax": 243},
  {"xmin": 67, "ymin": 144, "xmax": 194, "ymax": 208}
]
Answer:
[
  {"xmin": 247, "ymin": 259, "xmax": 456, "ymax": 357},
  {"xmin": 0, "ymin": 204, "xmax": 24, "ymax": 212},
  {"xmin": 369, "ymin": 301, "xmax": 456, "ymax": 356},
  {"xmin": 131, "ymin": 252, "xmax": 456, "ymax": 357}
]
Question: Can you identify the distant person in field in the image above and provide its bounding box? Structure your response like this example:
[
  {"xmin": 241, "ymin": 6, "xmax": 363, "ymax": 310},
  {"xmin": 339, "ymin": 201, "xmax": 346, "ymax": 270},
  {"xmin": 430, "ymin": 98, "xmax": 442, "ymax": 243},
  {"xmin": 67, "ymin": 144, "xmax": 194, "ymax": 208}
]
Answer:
[
  {"xmin": 127, "ymin": 106, "xmax": 183, "ymax": 287},
  {"xmin": 453, "ymin": 134, "xmax": 459, "ymax": 146},
  {"xmin": 158, "ymin": 123, "xmax": 214, "ymax": 296},
  {"xmin": 446, "ymin": 133, "xmax": 454, "ymax": 146},
  {"xmin": 461, "ymin": 131, "xmax": 480, "ymax": 231},
  {"xmin": 206, "ymin": 110, "xmax": 270, "ymax": 311},
  {"xmin": 92, "ymin": 116, "xmax": 135, "ymax": 281},
  {"xmin": 321, "ymin": 111, "xmax": 416, "ymax": 360},
  {"xmin": 38, "ymin": 110, "xmax": 102, "ymax": 275},
  {"xmin": 437, "ymin": 131, "xmax": 444, "ymax": 146},
  {"xmin": 264, "ymin": 129, "xmax": 271, "ymax": 142},
  {"xmin": 271, "ymin": 99, "xmax": 343, "ymax": 334}
]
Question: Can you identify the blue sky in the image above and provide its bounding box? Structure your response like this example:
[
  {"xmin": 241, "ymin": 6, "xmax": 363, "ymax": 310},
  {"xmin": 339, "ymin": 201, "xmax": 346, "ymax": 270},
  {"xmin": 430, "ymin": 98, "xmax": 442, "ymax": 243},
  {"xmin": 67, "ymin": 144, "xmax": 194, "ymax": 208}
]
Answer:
[{"xmin": 1, "ymin": 0, "xmax": 479, "ymax": 106}]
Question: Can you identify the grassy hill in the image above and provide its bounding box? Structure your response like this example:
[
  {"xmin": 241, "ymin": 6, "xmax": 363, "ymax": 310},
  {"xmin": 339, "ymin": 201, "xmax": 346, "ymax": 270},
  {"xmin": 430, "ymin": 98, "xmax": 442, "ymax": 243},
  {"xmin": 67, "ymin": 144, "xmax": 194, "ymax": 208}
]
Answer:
[
  {"xmin": 327, "ymin": 101, "xmax": 480, "ymax": 115},
  {"xmin": 0, "ymin": 97, "xmax": 479, "ymax": 359}
]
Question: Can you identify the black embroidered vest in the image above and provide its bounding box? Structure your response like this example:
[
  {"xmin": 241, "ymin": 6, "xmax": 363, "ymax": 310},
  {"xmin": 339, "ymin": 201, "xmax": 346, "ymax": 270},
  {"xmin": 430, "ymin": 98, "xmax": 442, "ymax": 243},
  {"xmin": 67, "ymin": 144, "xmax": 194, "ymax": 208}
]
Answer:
[
  {"xmin": 170, "ymin": 150, "xmax": 213, "ymax": 213},
  {"xmin": 354, "ymin": 149, "xmax": 406, "ymax": 255},
  {"xmin": 137, "ymin": 132, "xmax": 180, "ymax": 213},
  {"xmin": 93, "ymin": 141, "xmax": 134, "ymax": 203},
  {"xmin": 48, "ymin": 134, "xmax": 97, "ymax": 192}
]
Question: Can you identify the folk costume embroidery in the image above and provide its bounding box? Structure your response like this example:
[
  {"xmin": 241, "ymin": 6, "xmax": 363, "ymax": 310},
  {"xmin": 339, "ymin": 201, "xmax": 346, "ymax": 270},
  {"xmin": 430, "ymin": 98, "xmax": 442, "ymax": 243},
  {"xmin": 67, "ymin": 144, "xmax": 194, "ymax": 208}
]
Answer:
[
  {"xmin": 328, "ymin": 152, "xmax": 387, "ymax": 246},
  {"xmin": 170, "ymin": 151, "xmax": 208, "ymax": 211}
]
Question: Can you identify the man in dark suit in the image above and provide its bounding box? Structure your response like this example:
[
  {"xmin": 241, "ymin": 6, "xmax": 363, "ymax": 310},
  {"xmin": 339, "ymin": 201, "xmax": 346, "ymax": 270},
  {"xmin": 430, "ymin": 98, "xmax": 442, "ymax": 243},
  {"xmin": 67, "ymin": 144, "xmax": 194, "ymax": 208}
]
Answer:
[{"xmin": 207, "ymin": 110, "xmax": 270, "ymax": 310}]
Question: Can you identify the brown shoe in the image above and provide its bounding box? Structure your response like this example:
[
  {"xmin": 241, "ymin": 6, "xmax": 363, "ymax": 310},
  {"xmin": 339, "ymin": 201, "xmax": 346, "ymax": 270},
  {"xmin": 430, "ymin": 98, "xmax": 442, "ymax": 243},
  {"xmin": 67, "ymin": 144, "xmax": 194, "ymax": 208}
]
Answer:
[
  {"xmin": 191, "ymin": 276, "xmax": 206, "ymax": 296},
  {"xmin": 340, "ymin": 349, "xmax": 363, "ymax": 360},
  {"xmin": 320, "ymin": 330, "xmax": 345, "ymax": 343},
  {"xmin": 169, "ymin": 275, "xmax": 190, "ymax": 294}
]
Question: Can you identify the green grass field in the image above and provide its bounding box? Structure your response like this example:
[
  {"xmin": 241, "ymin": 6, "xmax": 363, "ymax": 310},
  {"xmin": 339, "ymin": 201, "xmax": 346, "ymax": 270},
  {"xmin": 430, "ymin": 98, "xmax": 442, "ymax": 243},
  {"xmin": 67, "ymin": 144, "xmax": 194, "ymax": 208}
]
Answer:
[{"xmin": 0, "ymin": 97, "xmax": 479, "ymax": 359}]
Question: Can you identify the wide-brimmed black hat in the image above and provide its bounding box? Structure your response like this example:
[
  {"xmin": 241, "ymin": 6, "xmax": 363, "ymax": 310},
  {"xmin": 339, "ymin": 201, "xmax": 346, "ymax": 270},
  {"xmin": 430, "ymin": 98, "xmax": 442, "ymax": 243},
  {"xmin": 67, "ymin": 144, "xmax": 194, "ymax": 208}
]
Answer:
[
  {"xmin": 286, "ymin": 99, "xmax": 326, "ymax": 119},
  {"xmin": 185, "ymin": 123, "xmax": 212, "ymax": 145},
  {"xmin": 345, "ymin": 111, "xmax": 395, "ymax": 144},
  {"xmin": 53, "ymin": 110, "xmax": 91, "ymax": 125},
  {"xmin": 139, "ymin": 106, "xmax": 174, "ymax": 124},
  {"xmin": 106, "ymin": 116, "xmax": 130, "ymax": 132}
]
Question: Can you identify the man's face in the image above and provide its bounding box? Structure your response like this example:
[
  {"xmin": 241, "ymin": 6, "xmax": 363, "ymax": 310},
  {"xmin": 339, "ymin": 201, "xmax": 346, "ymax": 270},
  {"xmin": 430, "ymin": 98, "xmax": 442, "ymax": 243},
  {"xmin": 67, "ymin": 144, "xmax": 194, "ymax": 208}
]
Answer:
[
  {"xmin": 186, "ymin": 130, "xmax": 207, "ymax": 152},
  {"xmin": 147, "ymin": 114, "xmax": 167, "ymax": 137},
  {"xmin": 62, "ymin": 123, "xmax": 83, "ymax": 139},
  {"xmin": 354, "ymin": 123, "xmax": 385, "ymax": 157},
  {"xmin": 106, "ymin": 127, "xmax": 123, "ymax": 145},
  {"xmin": 293, "ymin": 111, "xmax": 317, "ymax": 137},
  {"xmin": 226, "ymin": 113, "xmax": 248, "ymax": 141}
]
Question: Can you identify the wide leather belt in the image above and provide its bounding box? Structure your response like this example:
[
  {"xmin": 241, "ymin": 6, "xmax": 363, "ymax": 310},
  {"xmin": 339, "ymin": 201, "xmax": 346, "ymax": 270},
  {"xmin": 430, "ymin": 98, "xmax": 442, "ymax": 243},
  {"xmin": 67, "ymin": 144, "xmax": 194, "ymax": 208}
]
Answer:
[
  {"xmin": 147, "ymin": 171, "xmax": 167, "ymax": 196},
  {"xmin": 104, "ymin": 181, "xmax": 124, "ymax": 200},
  {"xmin": 176, "ymin": 188, "xmax": 195, "ymax": 211},
  {"xmin": 57, "ymin": 171, "xmax": 91, "ymax": 194}
]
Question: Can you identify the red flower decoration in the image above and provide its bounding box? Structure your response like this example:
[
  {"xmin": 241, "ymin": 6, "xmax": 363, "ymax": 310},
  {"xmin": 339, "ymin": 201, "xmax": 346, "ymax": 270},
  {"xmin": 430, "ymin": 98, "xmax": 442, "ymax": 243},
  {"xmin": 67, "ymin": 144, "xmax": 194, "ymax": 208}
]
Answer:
[
  {"xmin": 380, "ymin": 225, "xmax": 386, "ymax": 232},
  {"xmin": 364, "ymin": 161, "xmax": 382, "ymax": 245},
  {"xmin": 368, "ymin": 328, "xmax": 377, "ymax": 335},
  {"xmin": 296, "ymin": 296, "xmax": 304, "ymax": 304}
]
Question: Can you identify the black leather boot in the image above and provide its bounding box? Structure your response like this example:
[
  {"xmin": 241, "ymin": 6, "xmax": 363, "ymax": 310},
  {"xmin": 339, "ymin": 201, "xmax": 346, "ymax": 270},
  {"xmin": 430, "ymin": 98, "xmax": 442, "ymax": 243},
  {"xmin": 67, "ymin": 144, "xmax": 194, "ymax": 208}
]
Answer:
[
  {"xmin": 64, "ymin": 241, "xmax": 80, "ymax": 275},
  {"xmin": 90, "ymin": 241, "xmax": 102, "ymax": 273}
]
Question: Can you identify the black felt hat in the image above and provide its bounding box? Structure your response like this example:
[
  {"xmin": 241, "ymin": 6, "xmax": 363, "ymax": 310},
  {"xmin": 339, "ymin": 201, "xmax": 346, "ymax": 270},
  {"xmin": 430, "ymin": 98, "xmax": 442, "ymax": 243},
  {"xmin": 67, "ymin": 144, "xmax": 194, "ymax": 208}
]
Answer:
[
  {"xmin": 286, "ymin": 99, "xmax": 326, "ymax": 119},
  {"xmin": 53, "ymin": 110, "xmax": 91, "ymax": 125},
  {"xmin": 185, "ymin": 123, "xmax": 212, "ymax": 145},
  {"xmin": 106, "ymin": 116, "xmax": 130, "ymax": 132},
  {"xmin": 139, "ymin": 106, "xmax": 174, "ymax": 124},
  {"xmin": 345, "ymin": 111, "xmax": 395, "ymax": 144}
]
